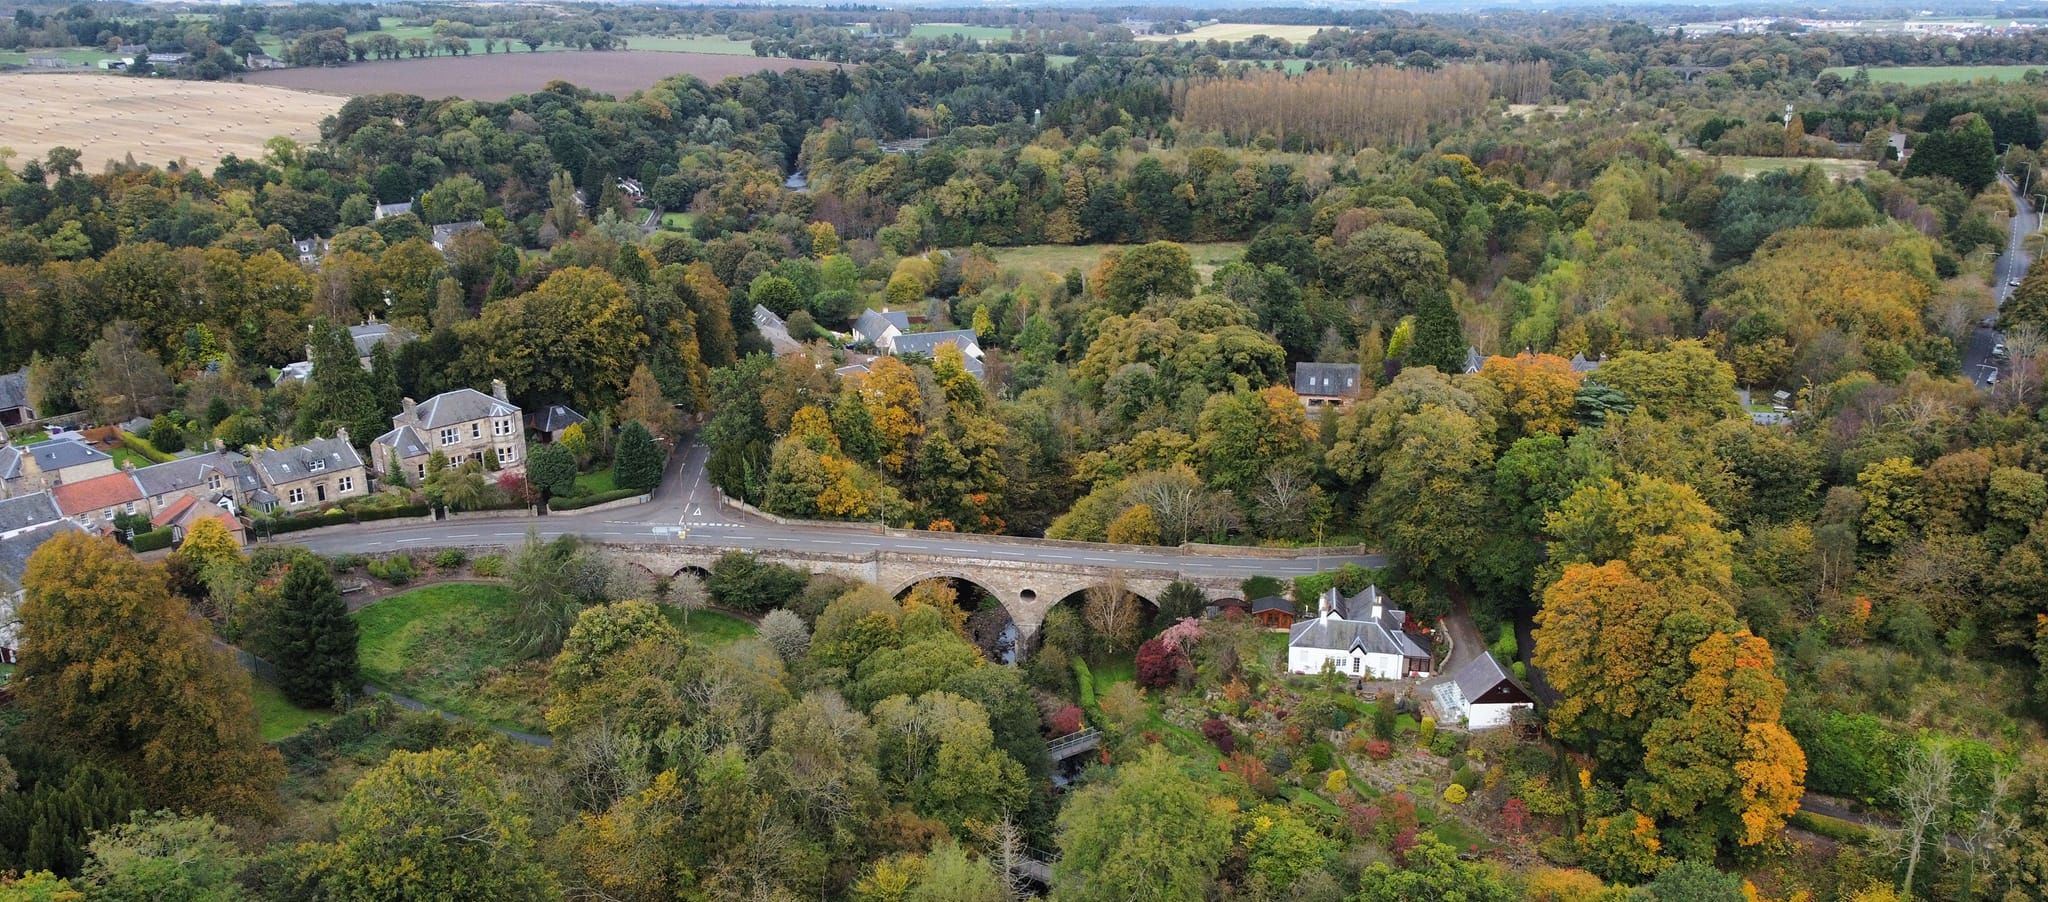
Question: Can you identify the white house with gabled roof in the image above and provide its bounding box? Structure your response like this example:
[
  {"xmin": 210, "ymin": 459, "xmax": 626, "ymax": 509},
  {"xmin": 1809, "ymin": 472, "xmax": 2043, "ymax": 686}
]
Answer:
[{"xmin": 1286, "ymin": 585, "xmax": 1434, "ymax": 680}]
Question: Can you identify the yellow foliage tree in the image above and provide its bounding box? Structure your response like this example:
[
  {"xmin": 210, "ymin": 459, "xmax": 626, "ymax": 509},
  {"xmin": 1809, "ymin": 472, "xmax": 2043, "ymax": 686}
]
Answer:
[{"xmin": 1478, "ymin": 352, "xmax": 1581, "ymax": 438}]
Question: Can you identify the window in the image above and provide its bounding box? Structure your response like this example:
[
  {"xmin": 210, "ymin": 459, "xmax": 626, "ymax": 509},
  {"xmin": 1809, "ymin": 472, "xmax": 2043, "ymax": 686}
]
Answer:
[
  {"xmin": 309, "ymin": 459, "xmax": 326, "ymax": 472},
  {"xmin": 493, "ymin": 418, "xmax": 513, "ymax": 436},
  {"xmin": 206, "ymin": 475, "xmax": 220, "ymax": 491},
  {"xmin": 440, "ymin": 427, "xmax": 458, "ymax": 446},
  {"xmin": 1350, "ymin": 657, "xmax": 1361, "ymax": 675},
  {"xmin": 124, "ymin": 502, "xmax": 136, "ymax": 515},
  {"xmin": 338, "ymin": 475, "xmax": 354, "ymax": 493},
  {"xmin": 416, "ymin": 463, "xmax": 427, "ymax": 479},
  {"xmin": 102, "ymin": 508, "xmax": 115, "ymax": 521},
  {"xmin": 288, "ymin": 487, "xmax": 304, "ymax": 505},
  {"xmin": 471, "ymin": 423, "xmax": 481, "ymax": 439},
  {"xmin": 497, "ymin": 445, "xmax": 516, "ymax": 465}
]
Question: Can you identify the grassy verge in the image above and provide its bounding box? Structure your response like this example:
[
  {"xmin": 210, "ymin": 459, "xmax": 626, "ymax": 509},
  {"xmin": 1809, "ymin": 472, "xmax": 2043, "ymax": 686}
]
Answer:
[
  {"xmin": 351, "ymin": 583, "xmax": 546, "ymax": 733},
  {"xmin": 250, "ymin": 679, "xmax": 337, "ymax": 742}
]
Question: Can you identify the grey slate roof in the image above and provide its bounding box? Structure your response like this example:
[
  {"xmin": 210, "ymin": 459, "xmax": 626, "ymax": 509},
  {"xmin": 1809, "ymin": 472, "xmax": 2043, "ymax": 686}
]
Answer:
[
  {"xmin": 1291, "ymin": 585, "xmax": 1433, "ymax": 659},
  {"xmin": 132, "ymin": 451, "xmax": 250, "ymax": 499},
  {"xmin": 407, "ymin": 388, "xmax": 520, "ymax": 430},
  {"xmin": 0, "ymin": 520, "xmax": 83, "ymax": 594},
  {"xmin": 0, "ymin": 447, "xmax": 18, "ymax": 481},
  {"xmin": 1450, "ymin": 651, "xmax": 1522, "ymax": 703},
  {"xmin": 21, "ymin": 436, "xmax": 110, "ymax": 472},
  {"xmin": 348, "ymin": 323, "xmax": 413, "ymax": 359},
  {"xmin": 0, "ymin": 492, "xmax": 60, "ymax": 535},
  {"xmin": 853, "ymin": 309, "xmax": 910, "ymax": 343},
  {"xmin": 373, "ymin": 425, "xmax": 430, "ymax": 459},
  {"xmin": 251, "ymin": 436, "xmax": 363, "ymax": 485},
  {"xmin": 752, "ymin": 304, "xmax": 786, "ymax": 330},
  {"xmin": 1249, "ymin": 595, "xmax": 1296, "ymax": 616},
  {"xmin": 0, "ymin": 367, "xmax": 29, "ymax": 410},
  {"xmin": 532, "ymin": 404, "xmax": 586, "ymax": 433},
  {"xmin": 1293, "ymin": 362, "xmax": 1361, "ymax": 397},
  {"xmin": 1569, "ymin": 352, "xmax": 1602, "ymax": 374},
  {"xmin": 373, "ymin": 201, "xmax": 414, "ymax": 219},
  {"xmin": 430, "ymin": 221, "xmax": 484, "ymax": 247},
  {"xmin": 1463, "ymin": 346, "xmax": 1486, "ymax": 374},
  {"xmin": 888, "ymin": 330, "xmax": 981, "ymax": 358}
]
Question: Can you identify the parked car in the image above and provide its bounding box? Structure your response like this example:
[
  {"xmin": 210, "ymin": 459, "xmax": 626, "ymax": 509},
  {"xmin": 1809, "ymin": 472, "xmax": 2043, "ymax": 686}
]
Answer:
[
  {"xmin": 1987, "ymin": 371, "xmax": 2001, "ymax": 386},
  {"xmin": 1995, "ymin": 342, "xmax": 2009, "ymax": 358}
]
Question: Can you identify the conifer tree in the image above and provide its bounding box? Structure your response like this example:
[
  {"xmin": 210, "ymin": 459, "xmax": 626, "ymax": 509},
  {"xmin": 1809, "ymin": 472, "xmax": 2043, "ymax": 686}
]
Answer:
[
  {"xmin": 613, "ymin": 420, "xmax": 663, "ymax": 493},
  {"xmin": 272, "ymin": 559, "xmax": 361, "ymax": 708}
]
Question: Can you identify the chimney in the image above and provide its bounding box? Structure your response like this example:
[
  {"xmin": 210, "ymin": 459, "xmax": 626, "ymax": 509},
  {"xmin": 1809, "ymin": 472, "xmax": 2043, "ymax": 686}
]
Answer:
[
  {"xmin": 401, "ymin": 397, "xmax": 417, "ymax": 422},
  {"xmin": 490, "ymin": 379, "xmax": 508, "ymax": 403},
  {"xmin": 1366, "ymin": 586, "xmax": 1383, "ymax": 622},
  {"xmin": 335, "ymin": 426, "xmax": 350, "ymax": 446},
  {"xmin": 1319, "ymin": 586, "xmax": 1337, "ymax": 619},
  {"xmin": 213, "ymin": 437, "xmax": 225, "ymax": 453}
]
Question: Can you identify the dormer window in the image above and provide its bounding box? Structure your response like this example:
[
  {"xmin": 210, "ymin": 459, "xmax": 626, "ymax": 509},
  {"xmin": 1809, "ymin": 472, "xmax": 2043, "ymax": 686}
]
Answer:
[
  {"xmin": 309, "ymin": 459, "xmax": 326, "ymax": 473},
  {"xmin": 206, "ymin": 474, "xmax": 221, "ymax": 491}
]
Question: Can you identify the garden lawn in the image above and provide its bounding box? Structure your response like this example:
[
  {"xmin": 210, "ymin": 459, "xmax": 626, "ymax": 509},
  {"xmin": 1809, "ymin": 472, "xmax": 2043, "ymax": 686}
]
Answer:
[
  {"xmin": 351, "ymin": 583, "xmax": 548, "ymax": 733},
  {"xmin": 574, "ymin": 468, "xmax": 618, "ymax": 495},
  {"xmin": 108, "ymin": 446, "xmax": 154, "ymax": 470},
  {"xmin": 661, "ymin": 211, "xmax": 696, "ymax": 230},
  {"xmin": 659, "ymin": 607, "xmax": 756, "ymax": 646},
  {"xmin": 250, "ymin": 678, "xmax": 336, "ymax": 742}
]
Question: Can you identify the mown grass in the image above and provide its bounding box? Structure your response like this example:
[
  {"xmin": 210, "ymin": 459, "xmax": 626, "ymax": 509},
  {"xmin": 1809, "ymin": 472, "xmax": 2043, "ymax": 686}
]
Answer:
[
  {"xmin": 981, "ymin": 240, "xmax": 1248, "ymax": 282},
  {"xmin": 573, "ymin": 468, "xmax": 618, "ymax": 496},
  {"xmin": 658, "ymin": 607, "xmax": 757, "ymax": 646},
  {"xmin": 249, "ymin": 678, "xmax": 336, "ymax": 742},
  {"xmin": 351, "ymin": 583, "xmax": 547, "ymax": 732},
  {"xmin": 1823, "ymin": 64, "xmax": 2045, "ymax": 86}
]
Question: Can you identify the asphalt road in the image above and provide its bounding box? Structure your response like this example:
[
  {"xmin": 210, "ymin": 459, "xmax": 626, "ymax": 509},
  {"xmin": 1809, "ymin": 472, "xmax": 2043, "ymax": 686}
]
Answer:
[
  {"xmin": 279, "ymin": 436, "xmax": 1387, "ymax": 580},
  {"xmin": 1966, "ymin": 174, "xmax": 2036, "ymax": 388}
]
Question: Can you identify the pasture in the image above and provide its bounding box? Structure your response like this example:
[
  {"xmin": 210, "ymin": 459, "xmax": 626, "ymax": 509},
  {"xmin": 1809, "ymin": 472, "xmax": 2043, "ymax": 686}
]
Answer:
[
  {"xmin": 1139, "ymin": 23, "xmax": 1332, "ymax": 43},
  {"xmin": 1689, "ymin": 152, "xmax": 1876, "ymax": 180},
  {"xmin": 0, "ymin": 72, "xmax": 342, "ymax": 172},
  {"xmin": 1823, "ymin": 64, "xmax": 2045, "ymax": 85},
  {"xmin": 983, "ymin": 241, "xmax": 1248, "ymax": 281},
  {"xmin": 908, "ymin": 23, "xmax": 1018, "ymax": 40},
  {"xmin": 243, "ymin": 50, "xmax": 839, "ymax": 101}
]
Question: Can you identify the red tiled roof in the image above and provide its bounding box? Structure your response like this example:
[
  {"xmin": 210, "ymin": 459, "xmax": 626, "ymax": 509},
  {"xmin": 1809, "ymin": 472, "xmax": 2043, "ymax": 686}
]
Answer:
[
  {"xmin": 150, "ymin": 494, "xmax": 197, "ymax": 527},
  {"xmin": 51, "ymin": 472, "xmax": 142, "ymax": 516}
]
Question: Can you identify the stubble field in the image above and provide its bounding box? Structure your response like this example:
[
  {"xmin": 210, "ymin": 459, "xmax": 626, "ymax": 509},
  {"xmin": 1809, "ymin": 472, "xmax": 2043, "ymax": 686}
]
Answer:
[
  {"xmin": 243, "ymin": 50, "xmax": 840, "ymax": 101},
  {"xmin": 0, "ymin": 72, "xmax": 343, "ymax": 172},
  {"xmin": 1138, "ymin": 23, "xmax": 1332, "ymax": 43}
]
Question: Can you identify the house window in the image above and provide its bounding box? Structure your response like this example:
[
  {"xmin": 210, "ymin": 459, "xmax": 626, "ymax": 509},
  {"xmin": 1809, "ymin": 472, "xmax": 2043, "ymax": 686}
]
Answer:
[
  {"xmin": 124, "ymin": 502, "xmax": 136, "ymax": 515},
  {"xmin": 338, "ymin": 476, "xmax": 354, "ymax": 493},
  {"xmin": 440, "ymin": 427, "xmax": 458, "ymax": 446},
  {"xmin": 497, "ymin": 445, "xmax": 516, "ymax": 465},
  {"xmin": 102, "ymin": 508, "xmax": 115, "ymax": 521},
  {"xmin": 206, "ymin": 475, "xmax": 220, "ymax": 491},
  {"xmin": 288, "ymin": 487, "xmax": 304, "ymax": 505},
  {"xmin": 309, "ymin": 459, "xmax": 326, "ymax": 473},
  {"xmin": 416, "ymin": 463, "xmax": 427, "ymax": 479},
  {"xmin": 471, "ymin": 423, "xmax": 481, "ymax": 439},
  {"xmin": 1351, "ymin": 657, "xmax": 1361, "ymax": 675},
  {"xmin": 493, "ymin": 418, "xmax": 513, "ymax": 436}
]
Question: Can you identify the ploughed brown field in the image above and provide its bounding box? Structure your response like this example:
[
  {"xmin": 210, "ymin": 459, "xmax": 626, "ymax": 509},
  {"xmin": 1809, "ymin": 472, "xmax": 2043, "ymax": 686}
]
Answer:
[
  {"xmin": 243, "ymin": 50, "xmax": 841, "ymax": 101},
  {"xmin": 0, "ymin": 72, "xmax": 344, "ymax": 173}
]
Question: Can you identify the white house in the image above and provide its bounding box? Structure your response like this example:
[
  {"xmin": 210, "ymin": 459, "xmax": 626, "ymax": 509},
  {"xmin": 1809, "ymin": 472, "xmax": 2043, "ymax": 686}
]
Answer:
[
  {"xmin": 1432, "ymin": 652, "xmax": 1536, "ymax": 730},
  {"xmin": 1286, "ymin": 586, "xmax": 1433, "ymax": 679},
  {"xmin": 851, "ymin": 308, "xmax": 910, "ymax": 346}
]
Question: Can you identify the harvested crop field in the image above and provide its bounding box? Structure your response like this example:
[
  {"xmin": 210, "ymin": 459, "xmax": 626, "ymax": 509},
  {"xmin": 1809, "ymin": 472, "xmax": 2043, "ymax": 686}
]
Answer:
[
  {"xmin": 1138, "ymin": 23, "xmax": 1332, "ymax": 43},
  {"xmin": 244, "ymin": 50, "xmax": 840, "ymax": 101},
  {"xmin": 0, "ymin": 72, "xmax": 343, "ymax": 173}
]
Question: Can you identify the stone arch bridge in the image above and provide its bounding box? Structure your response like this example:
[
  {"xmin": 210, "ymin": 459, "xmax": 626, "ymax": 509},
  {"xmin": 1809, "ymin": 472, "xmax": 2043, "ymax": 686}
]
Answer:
[{"xmin": 607, "ymin": 542, "xmax": 1248, "ymax": 644}]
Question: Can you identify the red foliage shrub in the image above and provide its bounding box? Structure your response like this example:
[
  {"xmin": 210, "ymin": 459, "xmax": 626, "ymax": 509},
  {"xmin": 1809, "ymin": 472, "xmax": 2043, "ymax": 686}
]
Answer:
[
  {"xmin": 1364, "ymin": 739, "xmax": 1393, "ymax": 760},
  {"xmin": 1135, "ymin": 638, "xmax": 1184, "ymax": 688},
  {"xmin": 1048, "ymin": 705, "xmax": 1083, "ymax": 737},
  {"xmin": 1200, "ymin": 718, "xmax": 1235, "ymax": 754}
]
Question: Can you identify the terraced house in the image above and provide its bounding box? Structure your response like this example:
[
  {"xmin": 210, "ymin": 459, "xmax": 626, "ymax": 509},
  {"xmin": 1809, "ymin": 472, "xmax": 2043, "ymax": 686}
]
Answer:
[{"xmin": 371, "ymin": 380, "xmax": 525, "ymax": 482}]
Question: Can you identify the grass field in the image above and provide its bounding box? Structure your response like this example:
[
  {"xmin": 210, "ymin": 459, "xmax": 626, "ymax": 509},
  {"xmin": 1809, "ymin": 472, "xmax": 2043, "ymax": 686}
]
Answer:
[
  {"xmin": 1139, "ymin": 23, "xmax": 1331, "ymax": 43},
  {"xmin": 0, "ymin": 48, "xmax": 119, "ymax": 67},
  {"xmin": 1701, "ymin": 154, "xmax": 1876, "ymax": 180},
  {"xmin": 659, "ymin": 607, "xmax": 757, "ymax": 646},
  {"xmin": 352, "ymin": 583, "xmax": 547, "ymax": 732},
  {"xmin": 250, "ymin": 679, "xmax": 336, "ymax": 741},
  {"xmin": 243, "ymin": 50, "xmax": 837, "ymax": 101},
  {"xmin": 908, "ymin": 23, "xmax": 1018, "ymax": 40},
  {"xmin": 661, "ymin": 211, "xmax": 696, "ymax": 230},
  {"xmin": 1823, "ymin": 64, "xmax": 2045, "ymax": 85},
  {"xmin": 0, "ymin": 72, "xmax": 342, "ymax": 173},
  {"xmin": 982, "ymin": 241, "xmax": 1248, "ymax": 281}
]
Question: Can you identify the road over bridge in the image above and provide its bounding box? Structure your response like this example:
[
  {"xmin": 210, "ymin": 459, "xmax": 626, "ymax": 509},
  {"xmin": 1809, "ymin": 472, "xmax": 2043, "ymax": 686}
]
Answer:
[{"xmin": 276, "ymin": 439, "xmax": 1387, "ymax": 642}]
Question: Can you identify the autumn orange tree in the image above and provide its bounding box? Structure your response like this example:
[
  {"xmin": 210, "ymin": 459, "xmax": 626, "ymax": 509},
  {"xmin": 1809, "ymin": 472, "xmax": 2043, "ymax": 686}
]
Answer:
[
  {"xmin": 14, "ymin": 532, "xmax": 283, "ymax": 820},
  {"xmin": 1477, "ymin": 352, "xmax": 1582, "ymax": 439}
]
